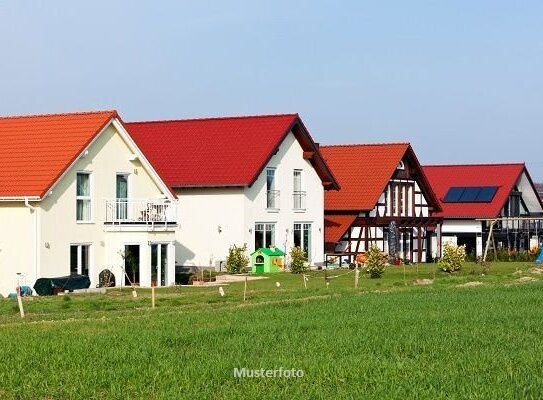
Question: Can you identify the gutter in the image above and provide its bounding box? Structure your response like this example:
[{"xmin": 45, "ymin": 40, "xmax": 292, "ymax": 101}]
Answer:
[{"xmin": 24, "ymin": 198, "xmax": 38, "ymax": 287}]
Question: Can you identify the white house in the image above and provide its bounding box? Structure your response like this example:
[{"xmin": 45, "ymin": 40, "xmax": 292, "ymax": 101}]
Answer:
[
  {"xmin": 423, "ymin": 163, "xmax": 543, "ymax": 258},
  {"xmin": 0, "ymin": 111, "xmax": 177, "ymax": 296},
  {"xmin": 126, "ymin": 114, "xmax": 339, "ymax": 270}
]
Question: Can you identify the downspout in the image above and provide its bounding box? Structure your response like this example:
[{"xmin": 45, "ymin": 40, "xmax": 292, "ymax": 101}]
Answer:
[{"xmin": 24, "ymin": 198, "xmax": 38, "ymax": 286}]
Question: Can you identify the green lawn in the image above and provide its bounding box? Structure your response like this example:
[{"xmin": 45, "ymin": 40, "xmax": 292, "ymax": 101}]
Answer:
[{"xmin": 1, "ymin": 262, "xmax": 542, "ymax": 399}]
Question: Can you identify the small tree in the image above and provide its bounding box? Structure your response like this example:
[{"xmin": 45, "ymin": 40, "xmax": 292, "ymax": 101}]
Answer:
[
  {"xmin": 439, "ymin": 242, "xmax": 466, "ymax": 272},
  {"xmin": 226, "ymin": 244, "xmax": 249, "ymax": 274},
  {"xmin": 290, "ymin": 246, "xmax": 309, "ymax": 274},
  {"xmin": 365, "ymin": 245, "xmax": 386, "ymax": 279}
]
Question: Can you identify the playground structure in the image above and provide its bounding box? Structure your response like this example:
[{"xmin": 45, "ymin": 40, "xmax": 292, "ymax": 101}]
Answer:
[{"xmin": 480, "ymin": 217, "xmax": 543, "ymax": 262}]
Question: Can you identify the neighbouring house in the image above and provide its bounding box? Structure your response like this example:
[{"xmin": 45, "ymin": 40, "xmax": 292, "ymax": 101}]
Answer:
[
  {"xmin": 536, "ymin": 183, "xmax": 543, "ymax": 202},
  {"xmin": 321, "ymin": 143, "xmax": 442, "ymax": 265},
  {"xmin": 423, "ymin": 163, "xmax": 543, "ymax": 258},
  {"xmin": 126, "ymin": 114, "xmax": 339, "ymax": 270},
  {"xmin": 0, "ymin": 111, "xmax": 177, "ymax": 296}
]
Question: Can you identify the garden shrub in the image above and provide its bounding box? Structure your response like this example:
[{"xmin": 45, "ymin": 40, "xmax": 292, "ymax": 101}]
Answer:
[
  {"xmin": 440, "ymin": 242, "xmax": 466, "ymax": 272},
  {"xmin": 290, "ymin": 246, "xmax": 309, "ymax": 274},
  {"xmin": 365, "ymin": 245, "xmax": 387, "ymax": 279},
  {"xmin": 226, "ymin": 244, "xmax": 249, "ymax": 274}
]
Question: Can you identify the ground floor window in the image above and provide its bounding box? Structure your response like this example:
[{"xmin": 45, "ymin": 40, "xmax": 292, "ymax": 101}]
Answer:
[
  {"xmin": 151, "ymin": 243, "xmax": 168, "ymax": 287},
  {"xmin": 255, "ymin": 223, "xmax": 275, "ymax": 250},
  {"xmin": 294, "ymin": 223, "xmax": 312, "ymax": 259},
  {"xmin": 70, "ymin": 244, "xmax": 90, "ymax": 275}
]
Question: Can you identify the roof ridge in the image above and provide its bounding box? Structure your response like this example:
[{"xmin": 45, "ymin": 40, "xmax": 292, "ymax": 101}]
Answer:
[
  {"xmin": 126, "ymin": 113, "xmax": 299, "ymax": 125},
  {"xmin": 423, "ymin": 162, "xmax": 525, "ymax": 168},
  {"xmin": 321, "ymin": 142, "xmax": 410, "ymax": 148},
  {"xmin": 0, "ymin": 109, "xmax": 117, "ymax": 120}
]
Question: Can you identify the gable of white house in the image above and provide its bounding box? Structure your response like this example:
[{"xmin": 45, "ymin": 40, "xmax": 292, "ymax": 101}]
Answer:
[{"xmin": 0, "ymin": 120, "xmax": 177, "ymax": 296}]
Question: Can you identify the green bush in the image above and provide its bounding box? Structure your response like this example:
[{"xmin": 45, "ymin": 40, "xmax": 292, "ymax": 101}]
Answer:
[
  {"xmin": 365, "ymin": 245, "xmax": 387, "ymax": 279},
  {"xmin": 225, "ymin": 244, "xmax": 249, "ymax": 274},
  {"xmin": 440, "ymin": 242, "xmax": 466, "ymax": 272},
  {"xmin": 290, "ymin": 246, "xmax": 309, "ymax": 274}
]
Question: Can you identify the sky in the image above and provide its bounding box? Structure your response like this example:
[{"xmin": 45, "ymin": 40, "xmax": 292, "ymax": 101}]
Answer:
[{"xmin": 1, "ymin": 1, "xmax": 542, "ymax": 180}]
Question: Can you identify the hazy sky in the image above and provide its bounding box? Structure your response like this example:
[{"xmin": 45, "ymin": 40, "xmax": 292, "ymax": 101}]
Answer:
[{"xmin": 1, "ymin": 1, "xmax": 542, "ymax": 179}]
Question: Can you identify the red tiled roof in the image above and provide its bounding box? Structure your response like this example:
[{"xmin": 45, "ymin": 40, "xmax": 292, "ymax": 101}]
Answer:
[
  {"xmin": 321, "ymin": 143, "xmax": 411, "ymax": 211},
  {"xmin": 422, "ymin": 163, "xmax": 525, "ymax": 218},
  {"xmin": 126, "ymin": 114, "xmax": 339, "ymax": 189},
  {"xmin": 324, "ymin": 214, "xmax": 358, "ymax": 244},
  {"xmin": 0, "ymin": 110, "xmax": 117, "ymax": 198}
]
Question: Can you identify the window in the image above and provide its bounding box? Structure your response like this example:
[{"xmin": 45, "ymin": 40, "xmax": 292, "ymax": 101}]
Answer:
[
  {"xmin": 70, "ymin": 244, "xmax": 90, "ymax": 275},
  {"xmin": 255, "ymin": 223, "xmax": 275, "ymax": 249},
  {"xmin": 294, "ymin": 223, "xmax": 312, "ymax": 259},
  {"xmin": 266, "ymin": 168, "xmax": 279, "ymax": 209},
  {"xmin": 293, "ymin": 170, "xmax": 305, "ymax": 209},
  {"xmin": 76, "ymin": 172, "xmax": 92, "ymax": 221}
]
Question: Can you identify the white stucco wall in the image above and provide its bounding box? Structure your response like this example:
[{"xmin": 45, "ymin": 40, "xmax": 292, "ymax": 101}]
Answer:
[
  {"xmin": 441, "ymin": 220, "xmax": 482, "ymax": 234},
  {"xmin": 174, "ymin": 187, "xmax": 246, "ymax": 268},
  {"xmin": 0, "ymin": 203, "xmax": 35, "ymax": 296}
]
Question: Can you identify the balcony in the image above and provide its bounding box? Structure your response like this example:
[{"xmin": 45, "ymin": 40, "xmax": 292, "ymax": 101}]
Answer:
[
  {"xmin": 266, "ymin": 190, "xmax": 280, "ymax": 210},
  {"xmin": 293, "ymin": 191, "xmax": 306, "ymax": 210},
  {"xmin": 105, "ymin": 199, "xmax": 177, "ymax": 226}
]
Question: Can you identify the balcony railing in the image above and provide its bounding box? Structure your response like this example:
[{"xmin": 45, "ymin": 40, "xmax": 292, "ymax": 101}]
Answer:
[
  {"xmin": 105, "ymin": 199, "xmax": 177, "ymax": 225},
  {"xmin": 266, "ymin": 190, "xmax": 280, "ymax": 210},
  {"xmin": 293, "ymin": 191, "xmax": 306, "ymax": 210}
]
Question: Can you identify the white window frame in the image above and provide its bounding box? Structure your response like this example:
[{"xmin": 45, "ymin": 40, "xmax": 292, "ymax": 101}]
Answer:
[
  {"xmin": 293, "ymin": 222, "xmax": 312, "ymax": 259},
  {"xmin": 76, "ymin": 171, "xmax": 93, "ymax": 223},
  {"xmin": 254, "ymin": 222, "xmax": 276, "ymax": 249},
  {"xmin": 70, "ymin": 243, "xmax": 92, "ymax": 276}
]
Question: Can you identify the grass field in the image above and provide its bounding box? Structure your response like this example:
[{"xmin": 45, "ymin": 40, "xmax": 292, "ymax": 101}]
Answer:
[{"xmin": 1, "ymin": 262, "xmax": 542, "ymax": 399}]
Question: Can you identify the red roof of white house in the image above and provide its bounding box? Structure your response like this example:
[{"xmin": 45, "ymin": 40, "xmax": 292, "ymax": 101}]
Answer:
[
  {"xmin": 422, "ymin": 163, "xmax": 535, "ymax": 218},
  {"xmin": 125, "ymin": 114, "xmax": 339, "ymax": 190},
  {"xmin": 0, "ymin": 110, "xmax": 117, "ymax": 198}
]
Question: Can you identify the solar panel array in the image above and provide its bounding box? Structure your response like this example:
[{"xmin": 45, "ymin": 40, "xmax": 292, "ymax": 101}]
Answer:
[{"xmin": 443, "ymin": 186, "xmax": 498, "ymax": 203}]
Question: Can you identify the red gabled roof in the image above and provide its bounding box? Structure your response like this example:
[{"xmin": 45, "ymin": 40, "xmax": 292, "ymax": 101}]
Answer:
[
  {"xmin": 0, "ymin": 110, "xmax": 117, "ymax": 198},
  {"xmin": 321, "ymin": 143, "xmax": 411, "ymax": 211},
  {"xmin": 324, "ymin": 214, "xmax": 358, "ymax": 244},
  {"xmin": 125, "ymin": 114, "xmax": 339, "ymax": 189},
  {"xmin": 422, "ymin": 163, "xmax": 526, "ymax": 218}
]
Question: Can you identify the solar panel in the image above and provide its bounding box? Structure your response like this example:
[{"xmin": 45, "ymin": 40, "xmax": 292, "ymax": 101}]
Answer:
[
  {"xmin": 475, "ymin": 186, "xmax": 498, "ymax": 202},
  {"xmin": 443, "ymin": 186, "xmax": 499, "ymax": 203},
  {"xmin": 443, "ymin": 187, "xmax": 464, "ymax": 202},
  {"xmin": 459, "ymin": 187, "xmax": 480, "ymax": 202}
]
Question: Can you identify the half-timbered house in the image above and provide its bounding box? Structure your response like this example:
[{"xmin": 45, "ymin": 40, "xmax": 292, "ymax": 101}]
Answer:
[{"xmin": 321, "ymin": 143, "xmax": 442, "ymax": 264}]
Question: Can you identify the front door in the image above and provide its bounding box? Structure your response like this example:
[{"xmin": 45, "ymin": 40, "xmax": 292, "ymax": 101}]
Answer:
[
  {"xmin": 116, "ymin": 174, "xmax": 129, "ymax": 220},
  {"xmin": 151, "ymin": 243, "xmax": 168, "ymax": 287}
]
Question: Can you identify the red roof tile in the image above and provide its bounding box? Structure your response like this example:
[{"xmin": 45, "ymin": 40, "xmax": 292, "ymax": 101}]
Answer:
[
  {"xmin": 125, "ymin": 114, "xmax": 339, "ymax": 189},
  {"xmin": 324, "ymin": 214, "xmax": 358, "ymax": 244},
  {"xmin": 321, "ymin": 143, "xmax": 411, "ymax": 211},
  {"xmin": 422, "ymin": 163, "xmax": 526, "ymax": 218},
  {"xmin": 0, "ymin": 111, "xmax": 117, "ymax": 198}
]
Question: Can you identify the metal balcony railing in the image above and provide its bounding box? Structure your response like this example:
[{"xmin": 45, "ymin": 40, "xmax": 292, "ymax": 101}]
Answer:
[
  {"xmin": 105, "ymin": 199, "xmax": 177, "ymax": 224},
  {"xmin": 293, "ymin": 191, "xmax": 306, "ymax": 210},
  {"xmin": 266, "ymin": 190, "xmax": 280, "ymax": 210}
]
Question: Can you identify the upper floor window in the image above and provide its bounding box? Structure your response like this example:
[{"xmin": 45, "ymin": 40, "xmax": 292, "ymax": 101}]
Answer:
[
  {"xmin": 293, "ymin": 169, "xmax": 305, "ymax": 210},
  {"xmin": 266, "ymin": 168, "xmax": 279, "ymax": 209},
  {"xmin": 76, "ymin": 172, "xmax": 92, "ymax": 222}
]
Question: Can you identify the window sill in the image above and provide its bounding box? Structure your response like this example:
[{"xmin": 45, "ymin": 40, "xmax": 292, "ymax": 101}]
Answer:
[
  {"xmin": 76, "ymin": 221, "xmax": 95, "ymax": 224},
  {"xmin": 293, "ymin": 208, "xmax": 306, "ymax": 213},
  {"xmin": 266, "ymin": 208, "xmax": 280, "ymax": 213}
]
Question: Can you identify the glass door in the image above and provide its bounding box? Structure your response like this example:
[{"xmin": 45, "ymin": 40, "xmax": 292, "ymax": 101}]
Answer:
[
  {"xmin": 151, "ymin": 243, "xmax": 168, "ymax": 287},
  {"xmin": 116, "ymin": 174, "xmax": 128, "ymax": 220}
]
